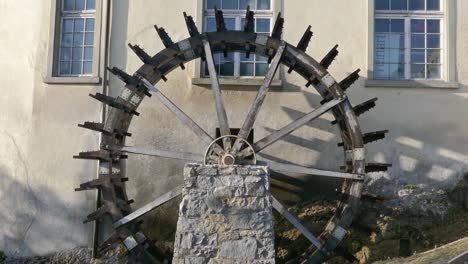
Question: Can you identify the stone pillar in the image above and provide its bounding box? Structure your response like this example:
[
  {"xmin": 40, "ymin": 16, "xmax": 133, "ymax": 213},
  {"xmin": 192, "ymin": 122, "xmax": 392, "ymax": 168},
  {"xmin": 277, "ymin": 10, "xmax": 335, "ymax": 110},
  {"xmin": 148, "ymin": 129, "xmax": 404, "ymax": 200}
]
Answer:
[{"xmin": 173, "ymin": 164, "xmax": 275, "ymax": 264}]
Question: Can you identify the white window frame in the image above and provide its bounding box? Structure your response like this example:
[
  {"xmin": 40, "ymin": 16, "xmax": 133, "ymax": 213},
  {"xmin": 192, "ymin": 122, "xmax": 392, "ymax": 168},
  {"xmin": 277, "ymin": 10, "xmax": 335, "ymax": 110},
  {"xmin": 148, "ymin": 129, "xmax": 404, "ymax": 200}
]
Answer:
[
  {"xmin": 202, "ymin": 2, "xmax": 273, "ymax": 78},
  {"xmin": 45, "ymin": 0, "xmax": 104, "ymax": 84},
  {"xmin": 193, "ymin": 0, "xmax": 282, "ymax": 85},
  {"xmin": 366, "ymin": 0, "xmax": 457, "ymax": 88}
]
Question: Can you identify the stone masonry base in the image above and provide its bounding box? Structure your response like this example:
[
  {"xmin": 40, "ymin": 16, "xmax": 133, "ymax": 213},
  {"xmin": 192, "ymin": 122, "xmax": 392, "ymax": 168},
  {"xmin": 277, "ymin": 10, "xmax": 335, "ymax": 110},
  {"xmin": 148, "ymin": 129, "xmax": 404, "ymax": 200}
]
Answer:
[{"xmin": 172, "ymin": 164, "xmax": 275, "ymax": 264}]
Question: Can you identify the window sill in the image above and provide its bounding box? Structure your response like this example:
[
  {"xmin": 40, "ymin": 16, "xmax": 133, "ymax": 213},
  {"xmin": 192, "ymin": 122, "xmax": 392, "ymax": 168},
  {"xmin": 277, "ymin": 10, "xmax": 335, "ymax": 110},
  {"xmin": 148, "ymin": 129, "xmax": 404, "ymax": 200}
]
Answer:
[
  {"xmin": 365, "ymin": 80, "xmax": 459, "ymax": 89},
  {"xmin": 44, "ymin": 76, "xmax": 101, "ymax": 84},
  {"xmin": 192, "ymin": 77, "xmax": 282, "ymax": 87}
]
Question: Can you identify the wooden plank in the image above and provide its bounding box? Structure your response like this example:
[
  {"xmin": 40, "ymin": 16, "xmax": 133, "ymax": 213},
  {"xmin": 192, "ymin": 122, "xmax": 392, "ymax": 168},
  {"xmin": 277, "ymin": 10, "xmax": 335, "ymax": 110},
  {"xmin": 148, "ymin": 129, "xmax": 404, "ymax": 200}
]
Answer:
[
  {"xmin": 251, "ymin": 97, "xmax": 345, "ymax": 154},
  {"xmin": 203, "ymin": 40, "xmax": 231, "ymax": 151},
  {"xmin": 272, "ymin": 196, "xmax": 323, "ymax": 250},
  {"xmin": 265, "ymin": 161, "xmax": 364, "ymax": 180},
  {"xmin": 232, "ymin": 42, "xmax": 286, "ymax": 153},
  {"xmin": 110, "ymin": 145, "xmax": 204, "ymax": 162},
  {"xmin": 137, "ymin": 76, "xmax": 218, "ymax": 149},
  {"xmin": 114, "ymin": 185, "xmax": 184, "ymax": 228}
]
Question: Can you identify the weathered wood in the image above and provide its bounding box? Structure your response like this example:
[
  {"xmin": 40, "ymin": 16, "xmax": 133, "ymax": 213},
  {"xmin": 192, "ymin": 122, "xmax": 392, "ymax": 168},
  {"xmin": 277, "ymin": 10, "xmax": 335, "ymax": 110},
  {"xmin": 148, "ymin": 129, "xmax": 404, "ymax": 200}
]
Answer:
[
  {"xmin": 265, "ymin": 161, "xmax": 364, "ymax": 180},
  {"xmin": 203, "ymin": 40, "xmax": 232, "ymax": 150},
  {"xmin": 109, "ymin": 145, "xmax": 204, "ymax": 162},
  {"xmin": 231, "ymin": 42, "xmax": 286, "ymax": 154},
  {"xmin": 137, "ymin": 76, "xmax": 216, "ymax": 147},
  {"xmin": 272, "ymin": 196, "xmax": 323, "ymax": 250},
  {"xmin": 248, "ymin": 97, "xmax": 345, "ymax": 154},
  {"xmin": 114, "ymin": 185, "xmax": 184, "ymax": 228}
]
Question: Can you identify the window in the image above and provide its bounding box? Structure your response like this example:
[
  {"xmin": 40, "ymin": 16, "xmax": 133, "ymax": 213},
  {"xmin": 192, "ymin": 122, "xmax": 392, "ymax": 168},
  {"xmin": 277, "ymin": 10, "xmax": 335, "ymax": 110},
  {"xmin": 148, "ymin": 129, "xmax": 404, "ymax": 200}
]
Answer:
[
  {"xmin": 46, "ymin": 0, "xmax": 102, "ymax": 83},
  {"xmin": 59, "ymin": 0, "xmax": 96, "ymax": 76},
  {"xmin": 374, "ymin": 0, "xmax": 443, "ymax": 80},
  {"xmin": 203, "ymin": 0, "xmax": 273, "ymax": 77}
]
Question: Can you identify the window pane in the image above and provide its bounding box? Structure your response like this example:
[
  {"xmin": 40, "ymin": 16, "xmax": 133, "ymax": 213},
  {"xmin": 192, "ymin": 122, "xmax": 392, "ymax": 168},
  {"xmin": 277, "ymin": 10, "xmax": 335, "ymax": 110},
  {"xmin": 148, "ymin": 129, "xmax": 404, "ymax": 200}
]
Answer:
[
  {"xmin": 391, "ymin": 0, "xmax": 407, "ymax": 10},
  {"xmin": 83, "ymin": 62, "xmax": 93, "ymax": 74},
  {"xmin": 225, "ymin": 18, "xmax": 236, "ymax": 30},
  {"xmin": 256, "ymin": 55, "xmax": 268, "ymax": 62},
  {"xmin": 375, "ymin": 49, "xmax": 404, "ymax": 63},
  {"xmin": 255, "ymin": 63, "xmax": 268, "ymax": 76},
  {"xmin": 411, "ymin": 49, "xmax": 425, "ymax": 63},
  {"xmin": 375, "ymin": 33, "xmax": 404, "ymax": 49},
  {"xmin": 207, "ymin": 0, "xmax": 221, "ymax": 9},
  {"xmin": 427, "ymin": 34, "xmax": 440, "ymax": 48},
  {"xmin": 86, "ymin": 0, "xmax": 96, "ymax": 10},
  {"xmin": 71, "ymin": 61, "xmax": 82, "ymax": 75},
  {"xmin": 84, "ymin": 47, "xmax": 93, "ymax": 60},
  {"xmin": 390, "ymin": 64, "xmax": 405, "ymax": 79},
  {"xmin": 427, "ymin": 0, "xmax": 440, "ymax": 10},
  {"xmin": 241, "ymin": 53, "xmax": 254, "ymax": 61},
  {"xmin": 59, "ymin": 61, "xmax": 71, "ymax": 75},
  {"xmin": 221, "ymin": 52, "xmax": 235, "ymax": 62},
  {"xmin": 63, "ymin": 19, "xmax": 74, "ymax": 32},
  {"xmin": 411, "ymin": 19, "xmax": 425, "ymax": 33},
  {"xmin": 374, "ymin": 63, "xmax": 389, "ymax": 79},
  {"xmin": 256, "ymin": 18, "xmax": 270, "ymax": 33},
  {"xmin": 60, "ymin": 47, "xmax": 72, "ymax": 60},
  {"xmin": 411, "ymin": 34, "xmax": 425, "ymax": 48},
  {"xmin": 74, "ymin": 18, "xmax": 84, "ymax": 32},
  {"xmin": 240, "ymin": 63, "xmax": 254, "ymax": 76},
  {"xmin": 375, "ymin": 0, "xmax": 390, "ymax": 10},
  {"xmin": 75, "ymin": 0, "xmax": 85, "ymax": 10},
  {"xmin": 427, "ymin": 19, "xmax": 440, "ymax": 33},
  {"xmin": 427, "ymin": 49, "xmax": 440, "ymax": 63},
  {"xmin": 85, "ymin": 18, "xmax": 95, "ymax": 31},
  {"xmin": 375, "ymin": 19, "xmax": 390, "ymax": 32},
  {"xmin": 64, "ymin": 0, "xmax": 74, "ymax": 11},
  {"xmin": 257, "ymin": 0, "xmax": 271, "ymax": 10},
  {"xmin": 72, "ymin": 47, "xmax": 83, "ymax": 60},
  {"xmin": 427, "ymin": 64, "xmax": 441, "ymax": 79},
  {"xmin": 222, "ymin": 0, "xmax": 238, "ymax": 9},
  {"xmin": 411, "ymin": 64, "xmax": 425, "ymax": 78},
  {"xmin": 73, "ymin": 33, "xmax": 84, "ymax": 46},
  {"xmin": 62, "ymin": 33, "xmax": 73, "ymax": 47},
  {"xmin": 240, "ymin": 0, "xmax": 255, "ymax": 10},
  {"xmin": 409, "ymin": 0, "xmax": 425, "ymax": 10},
  {"xmin": 85, "ymin": 32, "xmax": 94, "ymax": 45},
  {"xmin": 390, "ymin": 19, "xmax": 404, "ymax": 33},
  {"xmin": 220, "ymin": 62, "xmax": 234, "ymax": 76},
  {"xmin": 206, "ymin": 17, "xmax": 216, "ymax": 32}
]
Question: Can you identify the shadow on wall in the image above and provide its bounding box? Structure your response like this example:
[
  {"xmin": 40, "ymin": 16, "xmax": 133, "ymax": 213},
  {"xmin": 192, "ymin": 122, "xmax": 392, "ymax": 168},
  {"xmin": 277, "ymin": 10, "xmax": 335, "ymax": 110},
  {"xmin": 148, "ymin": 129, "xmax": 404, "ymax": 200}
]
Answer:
[
  {"xmin": 0, "ymin": 165, "xmax": 92, "ymax": 257},
  {"xmin": 262, "ymin": 74, "xmax": 468, "ymax": 205},
  {"xmin": 0, "ymin": 131, "xmax": 92, "ymax": 257}
]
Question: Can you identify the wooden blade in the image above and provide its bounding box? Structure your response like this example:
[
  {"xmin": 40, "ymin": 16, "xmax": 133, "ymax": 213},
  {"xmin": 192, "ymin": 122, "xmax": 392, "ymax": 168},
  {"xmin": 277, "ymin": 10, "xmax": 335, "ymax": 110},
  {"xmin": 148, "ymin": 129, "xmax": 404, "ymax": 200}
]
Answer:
[
  {"xmin": 264, "ymin": 161, "xmax": 364, "ymax": 180},
  {"xmin": 114, "ymin": 185, "xmax": 184, "ymax": 228},
  {"xmin": 249, "ymin": 97, "xmax": 345, "ymax": 154},
  {"xmin": 107, "ymin": 145, "xmax": 204, "ymax": 162},
  {"xmin": 272, "ymin": 196, "xmax": 323, "ymax": 250},
  {"xmin": 232, "ymin": 42, "xmax": 286, "ymax": 153},
  {"xmin": 203, "ymin": 39, "xmax": 231, "ymax": 150}
]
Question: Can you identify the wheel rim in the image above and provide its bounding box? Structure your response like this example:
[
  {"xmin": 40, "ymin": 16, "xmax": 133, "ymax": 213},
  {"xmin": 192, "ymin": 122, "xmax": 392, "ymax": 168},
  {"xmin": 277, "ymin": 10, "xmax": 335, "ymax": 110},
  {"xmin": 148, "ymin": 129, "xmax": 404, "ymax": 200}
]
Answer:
[{"xmin": 74, "ymin": 10, "xmax": 388, "ymax": 263}]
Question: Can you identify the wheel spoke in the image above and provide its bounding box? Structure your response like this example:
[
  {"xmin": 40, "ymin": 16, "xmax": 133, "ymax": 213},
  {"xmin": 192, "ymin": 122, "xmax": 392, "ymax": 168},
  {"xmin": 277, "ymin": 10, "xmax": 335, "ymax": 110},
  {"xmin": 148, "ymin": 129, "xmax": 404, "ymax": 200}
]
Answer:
[
  {"xmin": 264, "ymin": 161, "xmax": 364, "ymax": 180},
  {"xmin": 114, "ymin": 185, "xmax": 183, "ymax": 228},
  {"xmin": 231, "ymin": 42, "xmax": 286, "ymax": 154},
  {"xmin": 137, "ymin": 75, "xmax": 218, "ymax": 149},
  {"xmin": 203, "ymin": 40, "xmax": 231, "ymax": 151},
  {"xmin": 107, "ymin": 145, "xmax": 204, "ymax": 162},
  {"xmin": 242, "ymin": 97, "xmax": 346, "ymax": 156},
  {"xmin": 272, "ymin": 195, "xmax": 323, "ymax": 250}
]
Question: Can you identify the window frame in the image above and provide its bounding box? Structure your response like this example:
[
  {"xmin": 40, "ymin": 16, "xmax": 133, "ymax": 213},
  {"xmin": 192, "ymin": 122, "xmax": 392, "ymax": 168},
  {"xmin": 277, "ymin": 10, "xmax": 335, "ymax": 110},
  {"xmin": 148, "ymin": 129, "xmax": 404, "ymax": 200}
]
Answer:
[
  {"xmin": 366, "ymin": 0, "xmax": 457, "ymax": 88},
  {"xmin": 45, "ymin": 0, "xmax": 103, "ymax": 84},
  {"xmin": 193, "ymin": 0, "xmax": 282, "ymax": 85}
]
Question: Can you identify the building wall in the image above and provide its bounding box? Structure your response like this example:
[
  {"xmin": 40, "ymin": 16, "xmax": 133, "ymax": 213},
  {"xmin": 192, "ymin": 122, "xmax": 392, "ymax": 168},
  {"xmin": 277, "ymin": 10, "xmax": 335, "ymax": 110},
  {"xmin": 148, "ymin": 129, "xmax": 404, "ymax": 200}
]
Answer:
[
  {"xmin": 0, "ymin": 0, "xmax": 467, "ymax": 257},
  {"xmin": 0, "ymin": 0, "xmax": 100, "ymax": 257}
]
